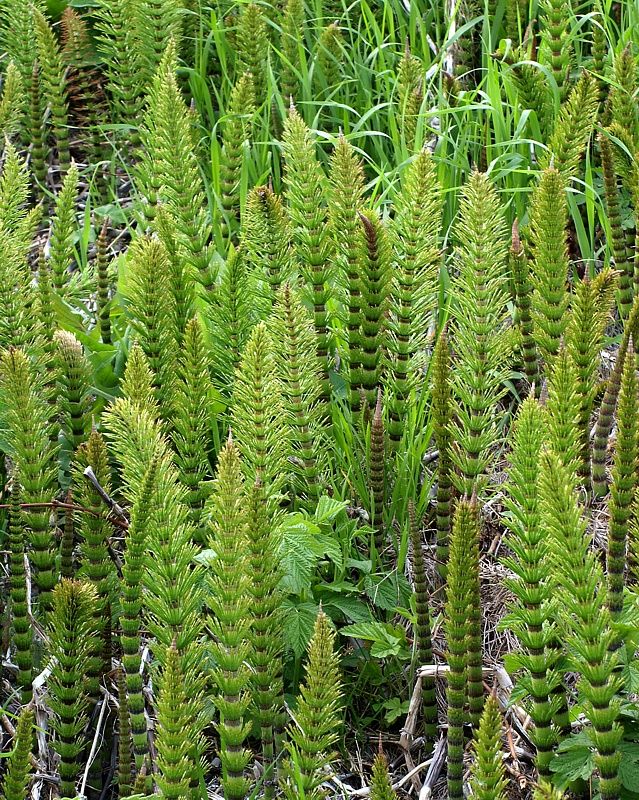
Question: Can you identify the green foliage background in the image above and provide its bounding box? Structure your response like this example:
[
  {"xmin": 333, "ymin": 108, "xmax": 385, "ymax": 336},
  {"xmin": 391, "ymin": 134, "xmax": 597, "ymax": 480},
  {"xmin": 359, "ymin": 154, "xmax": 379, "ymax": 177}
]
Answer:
[{"xmin": 0, "ymin": 0, "xmax": 638, "ymax": 798}]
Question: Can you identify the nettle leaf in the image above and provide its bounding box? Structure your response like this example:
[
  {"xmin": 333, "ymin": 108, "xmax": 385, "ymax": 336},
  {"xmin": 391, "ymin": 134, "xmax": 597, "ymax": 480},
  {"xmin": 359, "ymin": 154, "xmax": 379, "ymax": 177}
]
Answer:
[
  {"xmin": 549, "ymin": 731, "xmax": 595, "ymax": 786},
  {"xmin": 313, "ymin": 532, "xmax": 343, "ymax": 569},
  {"xmin": 278, "ymin": 507, "xmax": 345, "ymax": 587},
  {"xmin": 323, "ymin": 596, "xmax": 373, "ymax": 624},
  {"xmin": 51, "ymin": 291, "xmax": 88, "ymax": 332},
  {"xmin": 618, "ymin": 741, "xmax": 639, "ymax": 793},
  {"xmin": 340, "ymin": 622, "xmax": 408, "ymax": 658},
  {"xmin": 364, "ymin": 572, "xmax": 411, "ymax": 611},
  {"xmin": 282, "ymin": 599, "xmax": 320, "ymax": 658},
  {"xmin": 346, "ymin": 557, "xmax": 372, "ymax": 574},
  {"xmin": 371, "ymin": 638, "xmax": 407, "ymax": 659},
  {"xmin": 278, "ymin": 521, "xmax": 320, "ymax": 594},
  {"xmin": 622, "ymin": 660, "xmax": 639, "ymax": 694},
  {"xmin": 340, "ymin": 622, "xmax": 391, "ymax": 641},
  {"xmin": 314, "ymin": 496, "xmax": 349, "ymax": 523}
]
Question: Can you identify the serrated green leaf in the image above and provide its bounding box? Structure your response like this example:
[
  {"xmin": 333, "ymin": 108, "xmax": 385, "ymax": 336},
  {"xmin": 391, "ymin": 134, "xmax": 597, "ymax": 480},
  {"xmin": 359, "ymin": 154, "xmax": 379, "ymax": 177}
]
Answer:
[
  {"xmin": 370, "ymin": 639, "xmax": 404, "ymax": 658},
  {"xmin": 282, "ymin": 599, "xmax": 320, "ymax": 658},
  {"xmin": 314, "ymin": 496, "xmax": 348, "ymax": 523},
  {"xmin": 278, "ymin": 524, "xmax": 319, "ymax": 595},
  {"xmin": 618, "ymin": 742, "xmax": 639, "ymax": 793},
  {"xmin": 550, "ymin": 732, "xmax": 595, "ymax": 785},
  {"xmin": 323, "ymin": 596, "xmax": 372, "ymax": 623},
  {"xmin": 345, "ymin": 557, "xmax": 372, "ymax": 574},
  {"xmin": 364, "ymin": 572, "xmax": 411, "ymax": 610},
  {"xmin": 313, "ymin": 532, "xmax": 343, "ymax": 569},
  {"xmin": 340, "ymin": 621, "xmax": 392, "ymax": 642}
]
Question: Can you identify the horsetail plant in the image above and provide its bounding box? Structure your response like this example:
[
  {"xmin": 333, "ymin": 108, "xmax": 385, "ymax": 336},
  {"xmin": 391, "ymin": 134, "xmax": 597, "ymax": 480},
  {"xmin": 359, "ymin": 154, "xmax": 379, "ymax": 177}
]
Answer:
[
  {"xmin": 599, "ymin": 133, "xmax": 633, "ymax": 317},
  {"xmin": 105, "ymin": 388, "xmax": 207, "ymax": 779},
  {"xmin": 533, "ymin": 782, "xmax": 566, "ymax": 800},
  {"xmin": 328, "ymin": 135, "xmax": 366, "ymax": 412},
  {"xmin": 49, "ymin": 162, "xmax": 78, "ymax": 293},
  {"xmin": 466, "ymin": 517, "xmax": 484, "ymax": 728},
  {"xmin": 508, "ymin": 56, "xmax": 554, "ymax": 142},
  {"xmin": 7, "ymin": 482, "xmax": 33, "ymax": 703},
  {"xmin": 316, "ymin": 24, "xmax": 343, "ymax": 97},
  {"xmin": 236, "ymin": 4, "xmax": 269, "ymax": 102},
  {"xmin": 59, "ymin": 492, "xmax": 75, "ymax": 579},
  {"xmin": 0, "ymin": 149, "xmax": 40, "ymax": 351},
  {"xmin": 47, "ymin": 579, "xmax": 99, "ymax": 798},
  {"xmin": 408, "ymin": 501, "xmax": 437, "ymax": 743},
  {"xmin": 510, "ymin": 220, "xmax": 539, "ymax": 387},
  {"xmin": 74, "ymin": 431, "xmax": 115, "ymax": 701},
  {"xmin": 544, "ymin": 344, "xmax": 581, "ymax": 485},
  {"xmin": 55, "ymin": 330, "xmax": 93, "ymax": 453},
  {"xmin": 357, "ymin": 211, "xmax": 391, "ymax": 409},
  {"xmin": 94, "ymin": 0, "xmax": 147, "ymax": 132},
  {"xmin": 610, "ymin": 44, "xmax": 639, "ymax": 143},
  {"xmin": 154, "ymin": 207, "xmax": 198, "ymax": 343},
  {"xmin": 606, "ymin": 344, "xmax": 638, "ymax": 629},
  {"xmin": 94, "ymin": 221, "xmax": 112, "ymax": 344},
  {"xmin": 119, "ymin": 341, "xmax": 160, "ymax": 417},
  {"xmin": 565, "ymin": 269, "xmax": 616, "ymax": 478},
  {"xmin": 387, "ymin": 147, "xmax": 441, "ymax": 446},
  {"xmin": 137, "ymin": 46, "xmax": 212, "ymax": 288},
  {"xmin": 123, "ymin": 236, "xmax": 177, "ymax": 418},
  {"xmin": 60, "ymin": 7, "xmax": 106, "ymax": 166},
  {"xmin": 592, "ymin": 294, "xmax": 639, "ymax": 496},
  {"xmin": 231, "ymin": 321, "xmax": 288, "ymax": 491},
  {"xmin": 450, "ymin": 170, "xmax": 512, "ymax": 498},
  {"xmin": 208, "ymin": 438, "xmax": 252, "ymax": 800},
  {"xmin": 36, "ymin": 254, "xmax": 56, "ymax": 377},
  {"xmin": 172, "ymin": 316, "xmax": 213, "ymax": 543},
  {"xmin": 116, "ymin": 668, "xmax": 133, "ymax": 799},
  {"xmin": 540, "ymin": 451, "xmax": 623, "ymax": 800},
  {"xmin": 369, "ymin": 389, "xmax": 387, "ymax": 559},
  {"xmin": 115, "ymin": 454, "xmax": 160, "ymax": 775},
  {"xmin": 28, "ymin": 63, "xmax": 46, "ymax": 186},
  {"xmin": 155, "ymin": 642, "xmax": 202, "ymax": 800},
  {"xmin": 0, "ymin": 143, "xmax": 40, "ymax": 259},
  {"xmin": 269, "ymin": 283, "xmax": 325, "ymax": 509},
  {"xmin": 210, "ymin": 245, "xmax": 259, "ymax": 391},
  {"xmin": 0, "ymin": 62, "xmax": 25, "ymax": 140},
  {"xmin": 33, "ymin": 9, "xmax": 70, "ymax": 171},
  {"xmin": 280, "ymin": 0, "xmax": 305, "ymax": 102},
  {"xmin": 534, "ymin": 359, "xmax": 581, "ymax": 742},
  {"xmin": 116, "ymin": 406, "xmax": 207, "ymax": 784},
  {"xmin": 501, "ymin": 397, "xmax": 560, "ymax": 776},
  {"xmin": 136, "ymin": 0, "xmax": 182, "ymax": 83},
  {"xmin": 396, "ymin": 44, "xmax": 423, "ymax": 152},
  {"xmin": 243, "ymin": 185, "xmax": 294, "ymax": 302},
  {"xmin": 469, "ymin": 693, "xmax": 508, "ymax": 800},
  {"xmin": 370, "ymin": 753, "xmax": 397, "ymax": 800},
  {"xmin": 505, "ymin": 0, "xmax": 528, "ymax": 42},
  {"xmin": 0, "ymin": 706, "xmax": 34, "ymax": 800},
  {"xmin": 0, "ymin": 348, "xmax": 58, "ymax": 612},
  {"xmin": 0, "ymin": 2, "xmax": 637, "ymax": 797},
  {"xmin": 445, "ymin": 498, "xmax": 480, "ymax": 800},
  {"xmin": 432, "ymin": 328, "xmax": 453, "ymax": 579},
  {"xmin": 539, "ymin": 0, "xmax": 572, "ymax": 101},
  {"xmin": 282, "ymin": 108, "xmax": 334, "ymax": 395},
  {"xmin": 540, "ymin": 71, "xmax": 600, "ymax": 179},
  {"xmin": 0, "ymin": 0, "xmax": 40, "ymax": 104},
  {"xmin": 281, "ymin": 609, "xmax": 343, "ymax": 800},
  {"xmin": 219, "ymin": 72, "xmax": 255, "ymax": 241},
  {"xmin": 529, "ymin": 167, "xmax": 570, "ymax": 369},
  {"xmin": 246, "ymin": 482, "xmax": 285, "ymax": 798}
]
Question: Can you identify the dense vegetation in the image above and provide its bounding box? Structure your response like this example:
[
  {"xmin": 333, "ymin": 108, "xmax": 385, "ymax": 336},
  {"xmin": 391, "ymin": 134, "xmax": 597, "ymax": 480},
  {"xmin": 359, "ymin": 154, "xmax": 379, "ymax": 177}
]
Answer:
[{"xmin": 0, "ymin": 0, "xmax": 637, "ymax": 798}]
